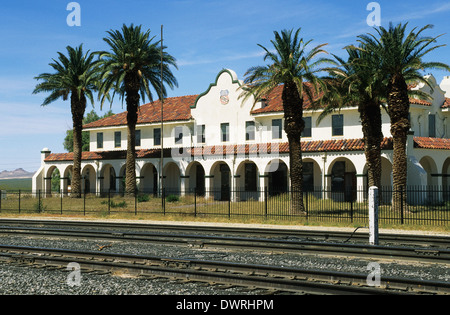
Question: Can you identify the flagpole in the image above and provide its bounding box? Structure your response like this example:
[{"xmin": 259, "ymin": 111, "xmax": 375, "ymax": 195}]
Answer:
[{"xmin": 160, "ymin": 24, "xmax": 164, "ymax": 202}]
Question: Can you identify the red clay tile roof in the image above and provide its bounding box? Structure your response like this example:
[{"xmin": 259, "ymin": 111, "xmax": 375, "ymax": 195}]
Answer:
[
  {"xmin": 47, "ymin": 137, "xmax": 450, "ymax": 163},
  {"xmin": 409, "ymin": 98, "xmax": 432, "ymax": 106},
  {"xmin": 82, "ymin": 86, "xmax": 441, "ymax": 129},
  {"xmin": 250, "ymin": 85, "xmax": 433, "ymax": 115},
  {"xmin": 44, "ymin": 138, "xmax": 395, "ymax": 162},
  {"xmin": 250, "ymin": 84, "xmax": 322, "ymax": 115},
  {"xmin": 83, "ymin": 95, "xmax": 198, "ymax": 129},
  {"xmin": 414, "ymin": 137, "xmax": 450, "ymax": 150}
]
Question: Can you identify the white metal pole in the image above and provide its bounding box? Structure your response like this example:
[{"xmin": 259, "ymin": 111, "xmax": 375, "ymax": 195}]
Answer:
[{"xmin": 368, "ymin": 186, "xmax": 379, "ymax": 245}]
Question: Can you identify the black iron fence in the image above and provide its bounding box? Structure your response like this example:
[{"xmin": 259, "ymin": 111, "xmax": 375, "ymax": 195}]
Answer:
[{"xmin": 0, "ymin": 186, "xmax": 449, "ymax": 226}]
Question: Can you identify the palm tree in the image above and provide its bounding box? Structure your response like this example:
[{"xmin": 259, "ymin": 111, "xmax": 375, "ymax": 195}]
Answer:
[
  {"xmin": 357, "ymin": 23, "xmax": 450, "ymax": 211},
  {"xmin": 317, "ymin": 47, "xmax": 385, "ymax": 189},
  {"xmin": 97, "ymin": 24, "xmax": 178, "ymax": 196},
  {"xmin": 240, "ymin": 28, "xmax": 333, "ymax": 213},
  {"xmin": 33, "ymin": 44, "xmax": 99, "ymax": 198}
]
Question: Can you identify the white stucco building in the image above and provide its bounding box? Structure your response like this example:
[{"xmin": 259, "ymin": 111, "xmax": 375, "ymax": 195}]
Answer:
[{"xmin": 32, "ymin": 69, "xmax": 450, "ymax": 201}]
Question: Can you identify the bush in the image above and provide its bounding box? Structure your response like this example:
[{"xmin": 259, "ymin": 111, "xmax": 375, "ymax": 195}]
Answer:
[
  {"xmin": 137, "ymin": 194, "xmax": 150, "ymax": 203},
  {"xmin": 101, "ymin": 200, "xmax": 127, "ymax": 208},
  {"xmin": 34, "ymin": 199, "xmax": 46, "ymax": 212},
  {"xmin": 166, "ymin": 195, "xmax": 180, "ymax": 202}
]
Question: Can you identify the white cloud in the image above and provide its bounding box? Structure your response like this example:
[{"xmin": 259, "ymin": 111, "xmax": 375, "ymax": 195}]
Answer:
[
  {"xmin": 178, "ymin": 50, "xmax": 265, "ymax": 67},
  {"xmin": 0, "ymin": 101, "xmax": 72, "ymax": 137}
]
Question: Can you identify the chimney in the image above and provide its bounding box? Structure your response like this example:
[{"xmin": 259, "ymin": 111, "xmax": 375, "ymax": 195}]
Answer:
[{"xmin": 41, "ymin": 148, "xmax": 51, "ymax": 166}]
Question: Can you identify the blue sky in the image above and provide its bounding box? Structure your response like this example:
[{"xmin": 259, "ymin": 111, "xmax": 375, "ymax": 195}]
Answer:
[{"xmin": 1, "ymin": 0, "xmax": 450, "ymax": 172}]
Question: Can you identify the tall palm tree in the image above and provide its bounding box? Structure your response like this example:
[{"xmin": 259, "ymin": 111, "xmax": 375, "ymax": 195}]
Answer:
[
  {"xmin": 33, "ymin": 44, "xmax": 99, "ymax": 198},
  {"xmin": 240, "ymin": 28, "xmax": 333, "ymax": 213},
  {"xmin": 97, "ymin": 24, "xmax": 178, "ymax": 196},
  {"xmin": 357, "ymin": 23, "xmax": 450, "ymax": 211},
  {"xmin": 317, "ymin": 47, "xmax": 385, "ymax": 189}
]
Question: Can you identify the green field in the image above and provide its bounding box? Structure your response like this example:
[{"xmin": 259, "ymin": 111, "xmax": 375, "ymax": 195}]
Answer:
[{"xmin": 0, "ymin": 178, "xmax": 32, "ymax": 191}]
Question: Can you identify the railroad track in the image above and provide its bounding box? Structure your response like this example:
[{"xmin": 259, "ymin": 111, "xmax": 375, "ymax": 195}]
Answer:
[
  {"xmin": 0, "ymin": 221, "xmax": 448, "ymax": 264},
  {"xmin": 0, "ymin": 244, "xmax": 448, "ymax": 295},
  {"xmin": 0, "ymin": 218, "xmax": 449, "ymax": 248}
]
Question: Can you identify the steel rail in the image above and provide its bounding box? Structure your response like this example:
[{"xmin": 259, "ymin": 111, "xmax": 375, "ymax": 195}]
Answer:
[
  {"xmin": 0, "ymin": 218, "xmax": 448, "ymax": 248},
  {"xmin": 0, "ymin": 244, "xmax": 448, "ymax": 295},
  {"xmin": 0, "ymin": 225, "xmax": 449, "ymax": 264}
]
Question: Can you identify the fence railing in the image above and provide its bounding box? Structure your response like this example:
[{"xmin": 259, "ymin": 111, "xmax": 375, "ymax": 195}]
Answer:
[{"xmin": 0, "ymin": 186, "xmax": 449, "ymax": 226}]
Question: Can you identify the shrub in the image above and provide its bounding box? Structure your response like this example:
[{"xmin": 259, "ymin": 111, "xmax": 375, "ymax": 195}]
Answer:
[
  {"xmin": 137, "ymin": 194, "xmax": 150, "ymax": 203},
  {"xmin": 101, "ymin": 200, "xmax": 127, "ymax": 208},
  {"xmin": 166, "ymin": 195, "xmax": 180, "ymax": 202}
]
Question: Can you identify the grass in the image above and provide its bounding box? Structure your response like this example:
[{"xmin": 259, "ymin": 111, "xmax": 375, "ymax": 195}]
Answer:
[
  {"xmin": 0, "ymin": 178, "xmax": 32, "ymax": 191},
  {"xmin": 0, "ymin": 191, "xmax": 448, "ymax": 233}
]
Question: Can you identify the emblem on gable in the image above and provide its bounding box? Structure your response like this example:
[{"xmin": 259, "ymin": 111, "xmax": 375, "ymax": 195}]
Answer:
[{"xmin": 220, "ymin": 90, "xmax": 229, "ymax": 105}]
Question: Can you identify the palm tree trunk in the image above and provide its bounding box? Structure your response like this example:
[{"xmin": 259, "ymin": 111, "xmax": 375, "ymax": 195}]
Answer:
[
  {"xmin": 70, "ymin": 92, "xmax": 86, "ymax": 198},
  {"xmin": 282, "ymin": 81, "xmax": 305, "ymax": 214},
  {"xmin": 125, "ymin": 71, "xmax": 140, "ymax": 196},
  {"xmin": 359, "ymin": 100, "xmax": 383, "ymax": 189},
  {"xmin": 387, "ymin": 73, "xmax": 410, "ymax": 212}
]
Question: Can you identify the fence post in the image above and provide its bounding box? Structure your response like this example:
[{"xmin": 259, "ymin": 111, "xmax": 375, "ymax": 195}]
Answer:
[
  {"xmin": 18, "ymin": 190, "xmax": 21, "ymax": 213},
  {"xmin": 305, "ymin": 191, "xmax": 308, "ymax": 220},
  {"xmin": 228, "ymin": 191, "xmax": 231, "ymax": 219},
  {"xmin": 194, "ymin": 188, "xmax": 197, "ymax": 217},
  {"xmin": 368, "ymin": 186, "xmax": 379, "ymax": 245},
  {"xmin": 37, "ymin": 190, "xmax": 40, "ymax": 215},
  {"xmin": 108, "ymin": 189, "xmax": 111, "ymax": 215},
  {"xmin": 400, "ymin": 186, "xmax": 404, "ymax": 224},
  {"xmin": 350, "ymin": 199, "xmax": 354, "ymax": 223},
  {"xmin": 83, "ymin": 190, "xmax": 86, "ymax": 216},
  {"xmin": 163, "ymin": 188, "xmax": 166, "ymax": 216},
  {"xmin": 264, "ymin": 187, "xmax": 268, "ymax": 219},
  {"xmin": 135, "ymin": 188, "xmax": 137, "ymax": 216}
]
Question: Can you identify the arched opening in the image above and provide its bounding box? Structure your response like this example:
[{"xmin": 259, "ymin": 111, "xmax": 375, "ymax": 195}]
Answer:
[
  {"xmin": 140, "ymin": 163, "xmax": 158, "ymax": 195},
  {"xmin": 419, "ymin": 156, "xmax": 440, "ymax": 204},
  {"xmin": 443, "ymin": 158, "xmax": 450, "ymax": 201},
  {"xmin": 163, "ymin": 162, "xmax": 181, "ymax": 195},
  {"xmin": 81, "ymin": 165, "xmax": 96, "ymax": 194},
  {"xmin": 235, "ymin": 160, "xmax": 258, "ymax": 201},
  {"xmin": 118, "ymin": 165, "xmax": 126, "ymax": 193},
  {"xmin": 45, "ymin": 166, "xmax": 60, "ymax": 195},
  {"xmin": 62, "ymin": 166, "xmax": 73, "ymax": 194},
  {"xmin": 328, "ymin": 158, "xmax": 356, "ymax": 202},
  {"xmin": 302, "ymin": 158, "xmax": 322, "ymax": 192},
  {"xmin": 210, "ymin": 161, "xmax": 231, "ymax": 201},
  {"xmin": 100, "ymin": 164, "xmax": 117, "ymax": 194},
  {"xmin": 419, "ymin": 156, "xmax": 438, "ymax": 187},
  {"xmin": 186, "ymin": 162, "xmax": 205, "ymax": 196},
  {"xmin": 265, "ymin": 159, "xmax": 289, "ymax": 196}
]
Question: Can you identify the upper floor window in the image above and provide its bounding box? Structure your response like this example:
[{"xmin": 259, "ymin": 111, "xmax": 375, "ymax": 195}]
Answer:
[
  {"xmin": 246, "ymin": 121, "xmax": 255, "ymax": 141},
  {"xmin": 154, "ymin": 128, "xmax": 161, "ymax": 146},
  {"xmin": 429, "ymin": 114, "xmax": 436, "ymax": 137},
  {"xmin": 197, "ymin": 124, "xmax": 206, "ymax": 144},
  {"xmin": 175, "ymin": 126, "xmax": 183, "ymax": 144},
  {"xmin": 135, "ymin": 129, "xmax": 141, "ymax": 147},
  {"xmin": 114, "ymin": 131, "xmax": 121, "ymax": 148},
  {"xmin": 221, "ymin": 123, "xmax": 230, "ymax": 142},
  {"xmin": 272, "ymin": 119, "xmax": 282, "ymax": 139},
  {"xmin": 97, "ymin": 132, "xmax": 103, "ymax": 149},
  {"xmin": 302, "ymin": 117, "xmax": 312, "ymax": 138},
  {"xmin": 332, "ymin": 114, "xmax": 344, "ymax": 136}
]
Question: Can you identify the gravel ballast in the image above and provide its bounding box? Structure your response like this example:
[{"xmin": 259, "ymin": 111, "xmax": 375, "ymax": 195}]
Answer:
[{"xmin": 0, "ymin": 232, "xmax": 448, "ymax": 295}]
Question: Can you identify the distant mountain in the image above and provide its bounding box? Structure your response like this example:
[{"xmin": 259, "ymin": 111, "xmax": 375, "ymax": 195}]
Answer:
[{"xmin": 0, "ymin": 168, "xmax": 35, "ymax": 179}]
